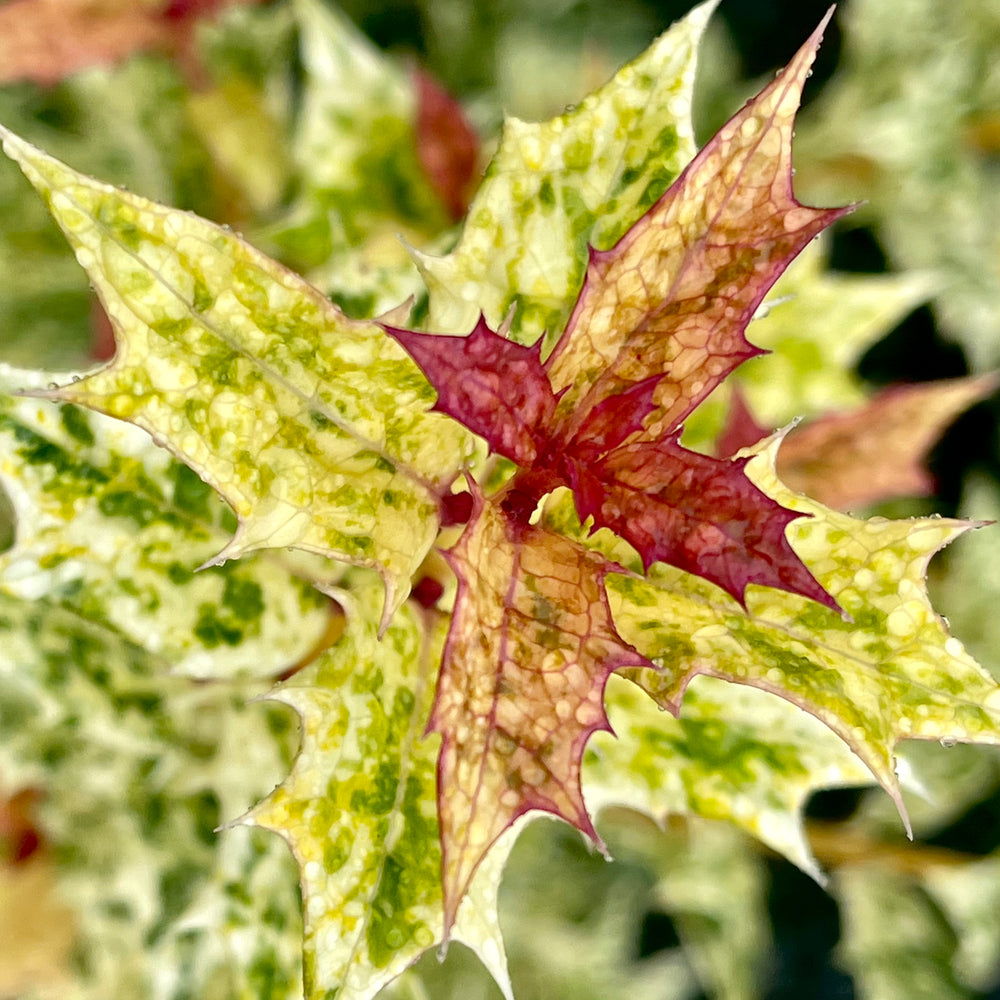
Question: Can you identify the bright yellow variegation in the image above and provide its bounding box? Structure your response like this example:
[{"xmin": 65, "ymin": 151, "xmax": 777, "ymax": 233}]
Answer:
[
  {"xmin": 415, "ymin": 1, "xmax": 714, "ymax": 346},
  {"xmin": 246, "ymin": 573, "xmax": 513, "ymax": 1000},
  {"xmin": 0, "ymin": 125, "xmax": 477, "ymax": 626}
]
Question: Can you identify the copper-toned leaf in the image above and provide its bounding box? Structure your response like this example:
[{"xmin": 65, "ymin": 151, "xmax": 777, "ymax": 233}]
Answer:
[
  {"xmin": 0, "ymin": 0, "xmax": 261, "ymax": 85},
  {"xmin": 775, "ymin": 376, "xmax": 999, "ymax": 510},
  {"xmin": 544, "ymin": 13, "xmax": 850, "ymax": 445},
  {"xmin": 433, "ymin": 485, "xmax": 652, "ymax": 932}
]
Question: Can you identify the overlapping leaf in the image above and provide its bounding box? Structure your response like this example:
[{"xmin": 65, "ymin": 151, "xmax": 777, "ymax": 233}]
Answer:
[
  {"xmin": 430, "ymin": 487, "xmax": 652, "ymax": 931},
  {"xmin": 0, "ymin": 126, "xmax": 478, "ymax": 625},
  {"xmin": 606, "ymin": 436, "xmax": 1000, "ymax": 815},
  {"xmin": 414, "ymin": 1, "xmax": 714, "ymax": 345},
  {"xmin": 0, "ymin": 366, "xmax": 331, "ymax": 679},
  {"xmin": 247, "ymin": 572, "xmax": 513, "ymax": 1000},
  {"xmin": 390, "ymin": 22, "xmax": 845, "ymax": 611},
  {"xmin": 796, "ymin": 0, "xmax": 1000, "ymax": 370}
]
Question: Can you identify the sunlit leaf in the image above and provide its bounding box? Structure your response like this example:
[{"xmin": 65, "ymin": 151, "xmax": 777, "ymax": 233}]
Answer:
[
  {"xmin": 0, "ymin": 126, "xmax": 477, "ymax": 624},
  {"xmin": 247, "ymin": 572, "xmax": 513, "ymax": 1000}
]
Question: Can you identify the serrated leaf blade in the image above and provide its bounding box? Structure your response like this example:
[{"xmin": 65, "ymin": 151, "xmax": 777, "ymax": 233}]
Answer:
[{"xmin": 0, "ymin": 126, "xmax": 477, "ymax": 623}]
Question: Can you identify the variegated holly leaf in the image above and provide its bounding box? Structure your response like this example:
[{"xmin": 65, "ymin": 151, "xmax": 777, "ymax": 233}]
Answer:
[
  {"xmin": 414, "ymin": 1, "xmax": 714, "ymax": 345},
  {"xmin": 585, "ymin": 674, "xmax": 873, "ymax": 879},
  {"xmin": 389, "ymin": 22, "xmax": 846, "ymax": 612},
  {"xmin": 0, "ymin": 126, "xmax": 478, "ymax": 626},
  {"xmin": 0, "ymin": 366, "xmax": 332, "ymax": 679},
  {"xmin": 0, "ymin": 589, "xmax": 306, "ymax": 1000},
  {"xmin": 543, "ymin": 13, "xmax": 850, "ymax": 446},
  {"xmin": 607, "ymin": 435, "xmax": 1000, "ymax": 819},
  {"xmin": 246, "ymin": 572, "xmax": 513, "ymax": 1000}
]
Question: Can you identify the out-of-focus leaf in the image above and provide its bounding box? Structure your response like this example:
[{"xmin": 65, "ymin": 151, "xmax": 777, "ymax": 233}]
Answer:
[
  {"xmin": 606, "ymin": 813, "xmax": 771, "ymax": 1000},
  {"xmin": 413, "ymin": 66, "xmax": 480, "ymax": 222},
  {"xmin": 773, "ymin": 376, "xmax": 998, "ymax": 511},
  {"xmin": 835, "ymin": 866, "xmax": 973, "ymax": 1000},
  {"xmin": 247, "ymin": 572, "xmax": 513, "ymax": 1000},
  {"xmin": 796, "ymin": 0, "xmax": 1000, "ymax": 370},
  {"xmin": 0, "ymin": 0, "xmax": 264, "ymax": 85},
  {"xmin": 0, "ymin": 127, "xmax": 477, "ymax": 625},
  {"xmin": 0, "ymin": 367, "xmax": 332, "ymax": 679},
  {"xmin": 0, "ymin": 590, "xmax": 306, "ymax": 1000},
  {"xmin": 264, "ymin": 0, "xmax": 458, "ymax": 318}
]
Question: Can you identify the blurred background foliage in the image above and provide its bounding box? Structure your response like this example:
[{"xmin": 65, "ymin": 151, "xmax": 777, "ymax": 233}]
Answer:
[{"xmin": 2, "ymin": 1, "xmax": 1000, "ymax": 998}]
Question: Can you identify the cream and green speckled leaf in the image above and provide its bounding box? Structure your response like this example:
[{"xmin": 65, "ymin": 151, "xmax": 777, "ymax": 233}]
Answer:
[
  {"xmin": 414, "ymin": 1, "xmax": 714, "ymax": 345},
  {"xmin": 606, "ymin": 436, "xmax": 1000, "ymax": 817},
  {"xmin": 683, "ymin": 238, "xmax": 937, "ymax": 451},
  {"xmin": 247, "ymin": 573, "xmax": 513, "ymax": 1000},
  {"xmin": 585, "ymin": 674, "xmax": 872, "ymax": 878},
  {"xmin": 265, "ymin": 0, "xmax": 451, "ymax": 318},
  {"xmin": 0, "ymin": 590, "xmax": 306, "ymax": 1000},
  {"xmin": 0, "ymin": 367, "xmax": 331, "ymax": 679},
  {"xmin": 0, "ymin": 126, "xmax": 478, "ymax": 624}
]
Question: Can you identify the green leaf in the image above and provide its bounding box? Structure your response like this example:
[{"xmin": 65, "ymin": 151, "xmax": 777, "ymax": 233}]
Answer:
[
  {"xmin": 414, "ymin": 0, "xmax": 714, "ymax": 345},
  {"xmin": 246, "ymin": 572, "xmax": 513, "ymax": 1000},
  {"xmin": 0, "ymin": 126, "xmax": 478, "ymax": 625},
  {"xmin": 0, "ymin": 366, "xmax": 332, "ymax": 678},
  {"xmin": 606, "ymin": 436, "xmax": 1000, "ymax": 819},
  {"xmin": 0, "ymin": 590, "xmax": 306, "ymax": 1000},
  {"xmin": 585, "ymin": 674, "xmax": 872, "ymax": 879}
]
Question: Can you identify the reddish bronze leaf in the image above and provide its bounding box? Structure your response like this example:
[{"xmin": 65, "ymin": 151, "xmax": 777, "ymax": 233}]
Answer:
[
  {"xmin": 544, "ymin": 12, "xmax": 850, "ymax": 445},
  {"xmin": 716, "ymin": 384, "xmax": 770, "ymax": 458},
  {"xmin": 570, "ymin": 434, "xmax": 839, "ymax": 611},
  {"xmin": 385, "ymin": 316, "xmax": 558, "ymax": 466},
  {"xmin": 432, "ymin": 485, "xmax": 652, "ymax": 933},
  {"xmin": 414, "ymin": 66, "xmax": 480, "ymax": 222},
  {"xmin": 776, "ymin": 376, "xmax": 999, "ymax": 510}
]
